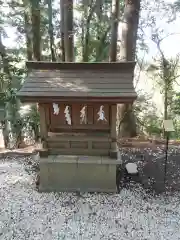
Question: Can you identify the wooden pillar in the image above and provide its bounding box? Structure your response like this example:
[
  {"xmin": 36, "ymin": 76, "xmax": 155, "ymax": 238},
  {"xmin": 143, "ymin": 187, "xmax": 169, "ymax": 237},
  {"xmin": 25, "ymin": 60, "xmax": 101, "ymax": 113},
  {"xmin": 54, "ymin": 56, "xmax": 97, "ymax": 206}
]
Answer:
[
  {"xmin": 110, "ymin": 104, "xmax": 118, "ymax": 159},
  {"xmin": 39, "ymin": 104, "xmax": 48, "ymax": 152}
]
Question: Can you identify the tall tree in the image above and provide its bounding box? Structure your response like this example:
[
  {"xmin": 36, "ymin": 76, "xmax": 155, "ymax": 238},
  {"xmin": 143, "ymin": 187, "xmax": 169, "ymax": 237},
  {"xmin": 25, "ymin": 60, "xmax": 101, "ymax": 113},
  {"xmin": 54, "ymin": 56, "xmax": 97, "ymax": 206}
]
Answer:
[
  {"xmin": 121, "ymin": 0, "xmax": 140, "ymax": 61},
  {"xmin": 60, "ymin": 0, "xmax": 65, "ymax": 61},
  {"xmin": 118, "ymin": 0, "xmax": 141, "ymax": 137},
  {"xmin": 47, "ymin": 0, "xmax": 56, "ymax": 61},
  {"xmin": 63, "ymin": 0, "xmax": 74, "ymax": 61},
  {"xmin": 31, "ymin": 0, "xmax": 41, "ymax": 61},
  {"xmin": 109, "ymin": 0, "xmax": 120, "ymax": 61},
  {"xmin": 83, "ymin": 1, "xmax": 97, "ymax": 62},
  {"xmin": 30, "ymin": 0, "xmax": 41, "ymax": 141},
  {"xmin": 148, "ymin": 32, "xmax": 180, "ymax": 136},
  {"xmin": 23, "ymin": 1, "xmax": 33, "ymax": 61}
]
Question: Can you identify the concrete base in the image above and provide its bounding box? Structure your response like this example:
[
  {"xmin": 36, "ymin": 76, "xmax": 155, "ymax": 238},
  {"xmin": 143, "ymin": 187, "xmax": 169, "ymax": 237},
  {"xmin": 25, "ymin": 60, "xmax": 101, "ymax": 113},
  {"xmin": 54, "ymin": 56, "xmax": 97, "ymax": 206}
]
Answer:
[{"xmin": 39, "ymin": 155, "xmax": 121, "ymax": 193}]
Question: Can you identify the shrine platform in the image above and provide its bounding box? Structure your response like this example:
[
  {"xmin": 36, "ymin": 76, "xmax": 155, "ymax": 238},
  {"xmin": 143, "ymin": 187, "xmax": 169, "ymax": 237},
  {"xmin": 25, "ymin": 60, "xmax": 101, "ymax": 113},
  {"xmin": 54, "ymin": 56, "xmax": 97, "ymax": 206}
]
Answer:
[{"xmin": 39, "ymin": 155, "xmax": 122, "ymax": 193}]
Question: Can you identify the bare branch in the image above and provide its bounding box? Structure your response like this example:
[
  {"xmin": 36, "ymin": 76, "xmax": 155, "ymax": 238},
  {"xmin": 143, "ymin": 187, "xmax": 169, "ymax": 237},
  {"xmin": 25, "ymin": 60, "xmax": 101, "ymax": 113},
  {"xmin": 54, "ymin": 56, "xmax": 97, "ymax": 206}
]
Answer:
[{"xmin": 135, "ymin": 51, "xmax": 146, "ymax": 88}]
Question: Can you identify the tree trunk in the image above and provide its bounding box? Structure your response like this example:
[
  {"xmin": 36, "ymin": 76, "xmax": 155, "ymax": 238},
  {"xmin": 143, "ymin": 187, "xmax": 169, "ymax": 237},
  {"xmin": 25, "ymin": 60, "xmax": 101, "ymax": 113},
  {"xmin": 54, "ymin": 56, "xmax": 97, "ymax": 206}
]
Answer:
[
  {"xmin": 118, "ymin": 0, "xmax": 141, "ymax": 138},
  {"xmin": 83, "ymin": 1, "xmax": 96, "ymax": 62},
  {"xmin": 121, "ymin": 0, "xmax": 140, "ymax": 61},
  {"xmin": 109, "ymin": 0, "xmax": 120, "ymax": 62},
  {"xmin": 24, "ymin": 7, "xmax": 33, "ymax": 61},
  {"xmin": 118, "ymin": 103, "xmax": 137, "ymax": 137},
  {"xmin": 63, "ymin": 0, "xmax": 74, "ymax": 62},
  {"xmin": 60, "ymin": 0, "xmax": 66, "ymax": 61},
  {"xmin": 95, "ymin": 0, "xmax": 103, "ymax": 20},
  {"xmin": 164, "ymin": 80, "xmax": 168, "ymax": 120},
  {"xmin": 31, "ymin": 0, "xmax": 41, "ymax": 141},
  {"xmin": 163, "ymin": 82, "xmax": 168, "ymax": 137},
  {"xmin": 47, "ymin": 0, "xmax": 56, "ymax": 61},
  {"xmin": 95, "ymin": 0, "xmax": 103, "ymax": 61},
  {"xmin": 163, "ymin": 58, "xmax": 169, "ymax": 138},
  {"xmin": 31, "ymin": 0, "xmax": 41, "ymax": 61}
]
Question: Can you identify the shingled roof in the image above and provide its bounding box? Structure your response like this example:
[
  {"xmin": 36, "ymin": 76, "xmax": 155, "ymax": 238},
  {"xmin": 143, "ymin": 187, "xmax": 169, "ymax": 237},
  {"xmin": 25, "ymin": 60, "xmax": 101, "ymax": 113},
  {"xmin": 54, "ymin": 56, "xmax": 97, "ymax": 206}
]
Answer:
[{"xmin": 17, "ymin": 61, "xmax": 137, "ymax": 103}]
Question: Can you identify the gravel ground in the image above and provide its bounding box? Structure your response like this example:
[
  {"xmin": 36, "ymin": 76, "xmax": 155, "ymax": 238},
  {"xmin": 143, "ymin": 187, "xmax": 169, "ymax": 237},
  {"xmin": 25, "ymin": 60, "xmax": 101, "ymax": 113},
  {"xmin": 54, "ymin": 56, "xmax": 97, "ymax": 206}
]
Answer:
[
  {"xmin": 120, "ymin": 146, "xmax": 180, "ymax": 192},
  {"xmin": 0, "ymin": 154, "xmax": 180, "ymax": 240}
]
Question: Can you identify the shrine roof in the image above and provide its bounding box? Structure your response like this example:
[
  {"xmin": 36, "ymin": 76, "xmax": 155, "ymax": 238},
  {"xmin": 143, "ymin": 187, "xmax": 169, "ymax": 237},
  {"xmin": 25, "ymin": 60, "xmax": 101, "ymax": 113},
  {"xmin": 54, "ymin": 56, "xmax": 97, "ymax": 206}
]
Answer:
[{"xmin": 17, "ymin": 61, "xmax": 137, "ymax": 103}]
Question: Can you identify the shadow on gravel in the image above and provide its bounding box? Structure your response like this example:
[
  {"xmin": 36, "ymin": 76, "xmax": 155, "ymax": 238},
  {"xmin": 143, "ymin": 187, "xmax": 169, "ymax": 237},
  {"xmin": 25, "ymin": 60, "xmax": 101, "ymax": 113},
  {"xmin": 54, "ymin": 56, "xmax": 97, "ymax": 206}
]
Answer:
[{"xmin": 117, "ymin": 147, "xmax": 180, "ymax": 194}]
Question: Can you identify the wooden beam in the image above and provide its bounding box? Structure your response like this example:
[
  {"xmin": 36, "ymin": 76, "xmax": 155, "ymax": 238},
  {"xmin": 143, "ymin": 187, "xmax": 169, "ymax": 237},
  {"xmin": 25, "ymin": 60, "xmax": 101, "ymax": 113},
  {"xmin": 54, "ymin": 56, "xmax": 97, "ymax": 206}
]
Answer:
[
  {"xmin": 26, "ymin": 61, "xmax": 136, "ymax": 71},
  {"xmin": 50, "ymin": 124, "xmax": 110, "ymax": 131},
  {"xmin": 39, "ymin": 104, "xmax": 48, "ymax": 149},
  {"xmin": 110, "ymin": 104, "xmax": 118, "ymax": 158},
  {"xmin": 18, "ymin": 96, "xmax": 137, "ymax": 104},
  {"xmin": 47, "ymin": 135, "xmax": 111, "ymax": 142}
]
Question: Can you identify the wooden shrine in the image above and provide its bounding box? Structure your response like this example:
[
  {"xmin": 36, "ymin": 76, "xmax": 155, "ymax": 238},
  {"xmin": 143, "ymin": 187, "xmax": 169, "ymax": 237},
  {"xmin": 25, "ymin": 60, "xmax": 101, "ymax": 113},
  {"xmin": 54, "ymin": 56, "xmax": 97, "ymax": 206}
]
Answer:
[{"xmin": 17, "ymin": 61, "xmax": 136, "ymax": 192}]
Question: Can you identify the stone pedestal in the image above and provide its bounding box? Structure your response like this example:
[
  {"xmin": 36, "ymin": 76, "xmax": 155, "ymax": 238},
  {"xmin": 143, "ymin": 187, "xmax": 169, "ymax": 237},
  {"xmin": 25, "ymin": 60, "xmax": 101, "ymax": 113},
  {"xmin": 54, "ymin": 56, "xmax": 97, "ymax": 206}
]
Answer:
[{"xmin": 39, "ymin": 155, "xmax": 121, "ymax": 193}]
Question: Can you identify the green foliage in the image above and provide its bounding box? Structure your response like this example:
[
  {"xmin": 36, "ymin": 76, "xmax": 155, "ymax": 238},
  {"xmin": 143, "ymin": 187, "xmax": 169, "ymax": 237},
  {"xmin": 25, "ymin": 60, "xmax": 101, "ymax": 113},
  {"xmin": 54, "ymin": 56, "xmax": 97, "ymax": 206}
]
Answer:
[
  {"xmin": 75, "ymin": 1, "xmax": 112, "ymax": 62},
  {"xmin": 144, "ymin": 116, "xmax": 162, "ymax": 135},
  {"xmin": 134, "ymin": 93, "xmax": 163, "ymax": 136},
  {"xmin": 172, "ymin": 93, "xmax": 180, "ymax": 115}
]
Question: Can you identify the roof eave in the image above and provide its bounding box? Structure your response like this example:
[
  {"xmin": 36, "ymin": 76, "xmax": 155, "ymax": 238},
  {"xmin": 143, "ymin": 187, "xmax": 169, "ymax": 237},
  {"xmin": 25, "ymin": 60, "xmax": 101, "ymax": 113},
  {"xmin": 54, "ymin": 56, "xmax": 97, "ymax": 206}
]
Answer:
[
  {"xmin": 26, "ymin": 61, "xmax": 136, "ymax": 71},
  {"xmin": 17, "ymin": 95, "xmax": 137, "ymax": 104}
]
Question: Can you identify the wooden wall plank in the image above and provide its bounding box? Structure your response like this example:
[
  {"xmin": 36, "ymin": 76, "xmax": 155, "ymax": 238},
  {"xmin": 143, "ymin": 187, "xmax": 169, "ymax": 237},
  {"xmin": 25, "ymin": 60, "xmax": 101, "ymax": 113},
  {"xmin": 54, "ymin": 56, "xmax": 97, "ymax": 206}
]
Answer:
[
  {"xmin": 49, "ymin": 103, "xmax": 67, "ymax": 129},
  {"xmin": 45, "ymin": 104, "xmax": 50, "ymax": 129},
  {"xmin": 110, "ymin": 104, "xmax": 117, "ymax": 152},
  {"xmin": 71, "ymin": 104, "xmax": 81, "ymax": 125},
  {"xmin": 59, "ymin": 104, "xmax": 67, "ymax": 125},
  {"xmin": 39, "ymin": 104, "xmax": 48, "ymax": 148},
  {"xmin": 87, "ymin": 105, "xmax": 94, "ymax": 125},
  {"xmin": 47, "ymin": 102, "xmax": 113, "ymax": 132},
  {"xmin": 49, "ymin": 103, "xmax": 60, "ymax": 126}
]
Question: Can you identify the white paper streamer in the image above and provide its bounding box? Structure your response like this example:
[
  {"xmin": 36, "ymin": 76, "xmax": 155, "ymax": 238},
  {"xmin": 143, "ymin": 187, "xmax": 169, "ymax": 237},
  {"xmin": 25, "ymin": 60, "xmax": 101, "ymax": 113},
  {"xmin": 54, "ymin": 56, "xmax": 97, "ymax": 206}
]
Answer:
[
  {"xmin": 97, "ymin": 105, "xmax": 107, "ymax": 121},
  {"xmin": 64, "ymin": 106, "xmax": 71, "ymax": 125},
  {"xmin": 52, "ymin": 103, "xmax": 60, "ymax": 115},
  {"xmin": 80, "ymin": 105, "xmax": 87, "ymax": 124}
]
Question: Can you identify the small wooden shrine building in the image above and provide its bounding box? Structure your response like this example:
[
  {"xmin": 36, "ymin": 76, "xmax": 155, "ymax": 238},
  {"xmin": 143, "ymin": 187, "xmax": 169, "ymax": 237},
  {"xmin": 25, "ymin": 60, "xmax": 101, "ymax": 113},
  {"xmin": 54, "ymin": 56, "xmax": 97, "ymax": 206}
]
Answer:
[{"xmin": 17, "ymin": 61, "xmax": 136, "ymax": 192}]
